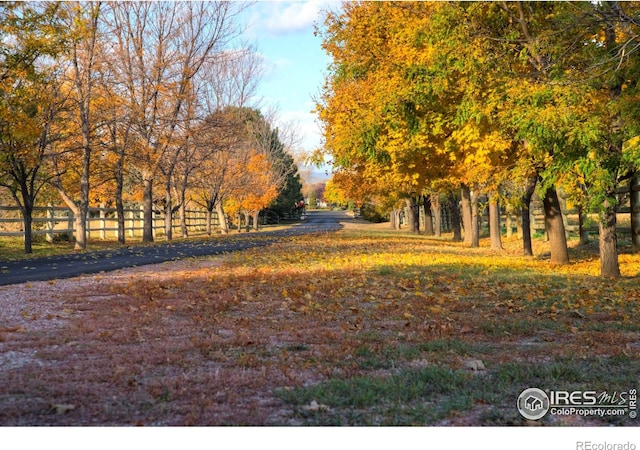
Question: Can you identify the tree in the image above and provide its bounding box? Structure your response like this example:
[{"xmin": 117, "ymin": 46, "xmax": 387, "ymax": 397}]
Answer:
[
  {"xmin": 99, "ymin": 70, "xmax": 133, "ymax": 245},
  {"xmin": 108, "ymin": 2, "xmax": 246, "ymax": 242},
  {"xmin": 173, "ymin": 45, "xmax": 263, "ymax": 237},
  {"xmin": 0, "ymin": 2, "xmax": 69, "ymax": 253},
  {"xmin": 316, "ymin": 1, "xmax": 640, "ymax": 276},
  {"xmin": 191, "ymin": 110, "xmax": 243, "ymax": 235},
  {"xmin": 251, "ymin": 122, "xmax": 302, "ymax": 222},
  {"xmin": 266, "ymin": 152, "xmax": 304, "ymax": 220},
  {"xmin": 499, "ymin": 1, "xmax": 640, "ymax": 274},
  {"xmin": 323, "ymin": 178, "xmax": 348, "ymax": 208},
  {"xmin": 315, "ymin": 3, "xmax": 453, "ymax": 234},
  {"xmin": 49, "ymin": 1, "xmax": 104, "ymax": 251},
  {"xmin": 580, "ymin": 1, "xmax": 640, "ymax": 276},
  {"xmin": 229, "ymin": 109, "xmax": 298, "ymax": 230}
]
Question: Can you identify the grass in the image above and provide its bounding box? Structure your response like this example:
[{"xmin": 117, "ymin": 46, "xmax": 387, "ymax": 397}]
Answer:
[
  {"xmin": 0, "ymin": 234, "xmax": 175, "ymax": 260},
  {"xmin": 0, "ymin": 221, "xmax": 639, "ymax": 425},
  {"xmin": 0, "ymin": 223, "xmax": 292, "ymax": 261},
  {"xmin": 276, "ymin": 355, "xmax": 639, "ymax": 426}
]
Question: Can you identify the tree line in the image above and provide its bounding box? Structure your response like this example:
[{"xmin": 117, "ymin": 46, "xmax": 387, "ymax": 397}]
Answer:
[
  {"xmin": 0, "ymin": 2, "xmax": 303, "ymax": 254},
  {"xmin": 315, "ymin": 1, "xmax": 640, "ymax": 278}
]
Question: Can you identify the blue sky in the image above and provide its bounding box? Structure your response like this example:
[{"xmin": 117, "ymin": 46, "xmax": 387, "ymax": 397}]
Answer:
[{"xmin": 239, "ymin": 1, "xmax": 340, "ymax": 181}]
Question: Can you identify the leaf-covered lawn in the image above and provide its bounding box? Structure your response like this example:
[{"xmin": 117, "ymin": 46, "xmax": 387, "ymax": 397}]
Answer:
[{"xmin": 1, "ymin": 222, "xmax": 638, "ymax": 425}]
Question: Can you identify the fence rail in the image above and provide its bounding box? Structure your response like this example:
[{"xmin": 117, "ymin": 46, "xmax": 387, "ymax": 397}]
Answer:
[{"xmin": 0, "ymin": 204, "xmax": 216, "ymax": 241}]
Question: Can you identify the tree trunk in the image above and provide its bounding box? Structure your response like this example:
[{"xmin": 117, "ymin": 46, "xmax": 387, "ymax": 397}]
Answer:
[
  {"xmin": 578, "ymin": 205, "xmax": 590, "ymax": 246},
  {"xmin": 470, "ymin": 188, "xmax": 479, "ymax": 248},
  {"xmin": 253, "ymin": 210, "xmax": 260, "ymax": 231},
  {"xmin": 542, "ymin": 185, "xmax": 569, "ymax": 265},
  {"xmin": 71, "ymin": 10, "xmax": 97, "ymax": 252},
  {"xmin": 164, "ymin": 180, "xmax": 173, "ymax": 241},
  {"xmin": 21, "ymin": 208, "xmax": 34, "ymax": 254},
  {"xmin": 489, "ymin": 193, "xmax": 503, "ymax": 250},
  {"xmin": 449, "ymin": 191, "xmax": 462, "ymax": 242},
  {"xmin": 395, "ymin": 209, "xmax": 402, "ymax": 230},
  {"xmin": 505, "ymin": 208, "xmax": 513, "ymax": 238},
  {"xmin": 15, "ymin": 186, "xmax": 35, "ymax": 254},
  {"xmin": 599, "ymin": 196, "xmax": 621, "ymax": 278},
  {"xmin": 433, "ymin": 195, "xmax": 442, "ymax": 237},
  {"xmin": 54, "ymin": 186, "xmax": 86, "ymax": 251},
  {"xmin": 142, "ymin": 177, "xmax": 154, "ymax": 242},
  {"xmin": 461, "ymin": 184, "xmax": 472, "ymax": 245},
  {"xmin": 244, "ymin": 211, "xmax": 251, "ymax": 232},
  {"xmin": 423, "ymin": 195, "xmax": 434, "ymax": 236},
  {"xmin": 179, "ymin": 201, "xmax": 188, "ymax": 238},
  {"xmin": 206, "ymin": 204, "xmax": 213, "ymax": 236},
  {"xmin": 405, "ymin": 197, "xmax": 420, "ymax": 234},
  {"xmin": 631, "ymin": 172, "xmax": 640, "ymax": 253},
  {"xmin": 599, "ymin": 14, "xmax": 622, "ymax": 275},
  {"xmin": 175, "ymin": 173, "xmax": 189, "ymax": 238},
  {"xmin": 521, "ymin": 175, "xmax": 537, "ymax": 256},
  {"xmin": 74, "ymin": 144, "xmax": 91, "ymax": 251},
  {"xmin": 115, "ymin": 169, "xmax": 125, "ymax": 245},
  {"xmin": 390, "ymin": 209, "xmax": 397, "ymax": 230},
  {"xmin": 23, "ymin": 215, "xmax": 33, "ymax": 254},
  {"xmin": 215, "ymin": 202, "xmax": 229, "ymax": 234},
  {"xmin": 74, "ymin": 206, "xmax": 88, "ymax": 251}
]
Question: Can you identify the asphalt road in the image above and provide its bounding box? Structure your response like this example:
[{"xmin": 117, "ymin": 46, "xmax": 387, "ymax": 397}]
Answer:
[{"xmin": 0, "ymin": 210, "xmax": 350, "ymax": 287}]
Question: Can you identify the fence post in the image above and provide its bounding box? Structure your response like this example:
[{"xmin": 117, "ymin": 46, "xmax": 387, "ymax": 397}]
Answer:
[
  {"xmin": 128, "ymin": 208, "xmax": 135, "ymax": 238},
  {"xmin": 114, "ymin": 208, "xmax": 119, "ymax": 241},
  {"xmin": 152, "ymin": 206, "xmax": 157, "ymax": 239},
  {"xmin": 99, "ymin": 203, "xmax": 106, "ymax": 239},
  {"xmin": 139, "ymin": 205, "xmax": 144, "ymax": 238},
  {"xmin": 86, "ymin": 207, "xmax": 91, "ymax": 240}
]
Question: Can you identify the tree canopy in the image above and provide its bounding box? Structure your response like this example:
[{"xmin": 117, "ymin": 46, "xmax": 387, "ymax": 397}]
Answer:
[
  {"xmin": 316, "ymin": 1, "xmax": 640, "ymax": 277},
  {"xmin": 0, "ymin": 1, "xmax": 304, "ymax": 251}
]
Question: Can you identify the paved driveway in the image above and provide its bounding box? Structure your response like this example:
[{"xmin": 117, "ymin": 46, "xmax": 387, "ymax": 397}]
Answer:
[{"xmin": 0, "ymin": 210, "xmax": 351, "ymax": 286}]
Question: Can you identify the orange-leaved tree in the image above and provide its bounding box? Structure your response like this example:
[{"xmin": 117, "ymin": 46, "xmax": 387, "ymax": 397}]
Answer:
[{"xmin": 225, "ymin": 152, "xmax": 279, "ymax": 232}]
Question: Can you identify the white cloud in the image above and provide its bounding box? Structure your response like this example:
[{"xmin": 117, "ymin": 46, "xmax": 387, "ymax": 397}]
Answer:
[
  {"xmin": 267, "ymin": 56, "xmax": 294, "ymax": 78},
  {"xmin": 251, "ymin": 1, "xmax": 338, "ymax": 36},
  {"xmin": 265, "ymin": 2, "xmax": 321, "ymax": 34}
]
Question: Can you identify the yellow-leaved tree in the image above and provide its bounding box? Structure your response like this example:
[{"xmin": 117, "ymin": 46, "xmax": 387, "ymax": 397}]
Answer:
[{"xmin": 0, "ymin": 2, "xmax": 70, "ymax": 253}]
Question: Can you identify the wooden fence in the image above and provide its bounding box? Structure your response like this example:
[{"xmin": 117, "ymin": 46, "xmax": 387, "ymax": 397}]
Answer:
[
  {"xmin": 0, "ymin": 204, "xmax": 216, "ymax": 241},
  {"xmin": 413, "ymin": 184, "xmax": 638, "ymax": 239}
]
